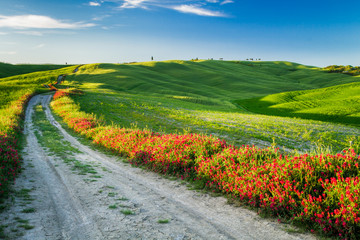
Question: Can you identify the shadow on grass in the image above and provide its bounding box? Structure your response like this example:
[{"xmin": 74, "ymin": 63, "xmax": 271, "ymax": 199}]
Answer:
[{"xmin": 237, "ymin": 97, "xmax": 360, "ymax": 127}]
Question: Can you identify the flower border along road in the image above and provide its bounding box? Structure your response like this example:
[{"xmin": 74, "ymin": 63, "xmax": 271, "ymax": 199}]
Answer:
[
  {"xmin": 51, "ymin": 89, "xmax": 360, "ymax": 239},
  {"xmin": 0, "ymin": 93, "xmax": 34, "ymax": 197}
]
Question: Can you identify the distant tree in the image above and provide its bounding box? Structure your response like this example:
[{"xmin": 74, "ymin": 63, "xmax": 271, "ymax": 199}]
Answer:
[
  {"xmin": 323, "ymin": 65, "xmax": 360, "ymax": 76},
  {"xmin": 151, "ymin": 56, "xmax": 154, "ymax": 61}
]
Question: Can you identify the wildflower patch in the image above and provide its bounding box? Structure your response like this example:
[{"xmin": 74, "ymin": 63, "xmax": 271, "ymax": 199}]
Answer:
[{"xmin": 51, "ymin": 90, "xmax": 360, "ymax": 239}]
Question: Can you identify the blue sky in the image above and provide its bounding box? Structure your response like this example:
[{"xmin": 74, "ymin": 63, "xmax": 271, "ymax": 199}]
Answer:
[{"xmin": 0, "ymin": 0, "xmax": 359, "ymax": 67}]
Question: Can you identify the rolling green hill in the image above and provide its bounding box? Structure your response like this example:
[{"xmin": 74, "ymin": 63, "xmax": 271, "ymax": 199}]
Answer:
[
  {"xmin": 0, "ymin": 65, "xmax": 78, "ymax": 110},
  {"xmin": 62, "ymin": 60, "xmax": 360, "ymax": 152},
  {"xmin": 69, "ymin": 60, "xmax": 358, "ymax": 102},
  {"xmin": 0, "ymin": 62, "xmax": 69, "ymax": 78},
  {"xmin": 237, "ymin": 81, "xmax": 360, "ymax": 126}
]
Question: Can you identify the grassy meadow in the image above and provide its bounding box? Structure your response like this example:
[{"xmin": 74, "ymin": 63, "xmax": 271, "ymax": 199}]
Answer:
[
  {"xmin": 0, "ymin": 62, "xmax": 69, "ymax": 78},
  {"xmin": 238, "ymin": 81, "xmax": 360, "ymax": 127},
  {"xmin": 63, "ymin": 60, "xmax": 360, "ymax": 153},
  {"xmin": 0, "ymin": 65, "xmax": 76, "ymax": 111}
]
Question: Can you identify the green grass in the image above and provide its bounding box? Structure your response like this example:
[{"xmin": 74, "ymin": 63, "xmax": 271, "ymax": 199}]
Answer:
[
  {"xmin": 117, "ymin": 197, "xmax": 129, "ymax": 201},
  {"xmin": 0, "ymin": 225, "xmax": 6, "ymax": 239},
  {"xmin": 33, "ymin": 105, "xmax": 80, "ymax": 157},
  {"xmin": 59, "ymin": 60, "xmax": 359, "ymax": 153},
  {"xmin": 108, "ymin": 192, "xmax": 117, "ymax": 197},
  {"xmin": 14, "ymin": 218, "xmax": 28, "ymax": 224},
  {"xmin": 157, "ymin": 219, "xmax": 170, "ymax": 224},
  {"xmin": 14, "ymin": 189, "xmax": 33, "ymax": 201},
  {"xmin": 108, "ymin": 204, "xmax": 117, "ymax": 209},
  {"xmin": 120, "ymin": 209, "xmax": 134, "ymax": 215},
  {"xmin": 32, "ymin": 104, "xmax": 101, "ymax": 177},
  {"xmin": 18, "ymin": 224, "xmax": 34, "ymax": 230},
  {"xmin": 237, "ymin": 81, "xmax": 360, "ymax": 127},
  {"xmin": 21, "ymin": 208, "xmax": 36, "ymax": 213},
  {"xmin": 0, "ymin": 65, "xmax": 77, "ymax": 111},
  {"xmin": 0, "ymin": 62, "xmax": 70, "ymax": 78},
  {"xmin": 66, "ymin": 60, "xmax": 358, "ymax": 102}
]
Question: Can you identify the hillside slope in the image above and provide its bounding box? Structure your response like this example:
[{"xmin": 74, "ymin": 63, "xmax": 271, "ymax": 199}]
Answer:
[
  {"xmin": 61, "ymin": 60, "xmax": 360, "ymax": 153},
  {"xmin": 0, "ymin": 65, "xmax": 77, "ymax": 110},
  {"xmin": 0, "ymin": 62, "xmax": 69, "ymax": 78},
  {"xmin": 237, "ymin": 81, "xmax": 360, "ymax": 126},
  {"xmin": 70, "ymin": 60, "xmax": 358, "ymax": 102}
]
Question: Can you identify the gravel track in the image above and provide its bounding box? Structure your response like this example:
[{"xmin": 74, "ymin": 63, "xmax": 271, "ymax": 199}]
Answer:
[{"xmin": 0, "ymin": 94, "xmax": 317, "ymax": 240}]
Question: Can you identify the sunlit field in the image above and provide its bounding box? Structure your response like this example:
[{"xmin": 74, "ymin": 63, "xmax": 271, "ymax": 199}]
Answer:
[{"xmin": 64, "ymin": 61, "xmax": 360, "ymax": 153}]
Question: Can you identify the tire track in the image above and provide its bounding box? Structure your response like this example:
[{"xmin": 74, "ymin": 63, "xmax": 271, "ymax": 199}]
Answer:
[{"xmin": 23, "ymin": 94, "xmax": 104, "ymax": 239}]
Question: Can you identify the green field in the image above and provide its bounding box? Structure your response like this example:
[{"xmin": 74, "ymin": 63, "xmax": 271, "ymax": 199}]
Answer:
[
  {"xmin": 61, "ymin": 60, "xmax": 360, "ymax": 153},
  {"xmin": 237, "ymin": 81, "xmax": 360, "ymax": 126},
  {"xmin": 0, "ymin": 62, "xmax": 69, "ymax": 78},
  {"xmin": 0, "ymin": 65, "xmax": 76, "ymax": 111}
]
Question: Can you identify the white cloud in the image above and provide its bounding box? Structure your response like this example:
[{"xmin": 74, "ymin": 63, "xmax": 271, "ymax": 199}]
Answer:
[
  {"xmin": 0, "ymin": 15, "xmax": 95, "ymax": 29},
  {"xmin": 15, "ymin": 31, "xmax": 43, "ymax": 36},
  {"xmin": 172, "ymin": 4, "xmax": 226, "ymax": 17},
  {"xmin": 89, "ymin": 1, "xmax": 101, "ymax": 6},
  {"xmin": 92, "ymin": 15, "xmax": 111, "ymax": 21},
  {"xmin": 119, "ymin": 0, "xmax": 149, "ymax": 9},
  {"xmin": 0, "ymin": 51, "xmax": 17, "ymax": 55},
  {"xmin": 221, "ymin": 0, "xmax": 234, "ymax": 4},
  {"xmin": 0, "ymin": 32, "xmax": 7, "ymax": 35},
  {"xmin": 33, "ymin": 43, "xmax": 45, "ymax": 49},
  {"xmin": 206, "ymin": 0, "xmax": 219, "ymax": 3}
]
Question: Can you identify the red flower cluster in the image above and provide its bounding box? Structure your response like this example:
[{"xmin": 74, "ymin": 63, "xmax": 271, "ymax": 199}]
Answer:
[
  {"xmin": 51, "ymin": 92, "xmax": 360, "ymax": 238},
  {"xmin": 48, "ymin": 84, "xmax": 57, "ymax": 91},
  {"xmin": 53, "ymin": 90, "xmax": 68, "ymax": 99},
  {"xmin": 53, "ymin": 89, "xmax": 83, "ymax": 100},
  {"xmin": 0, "ymin": 93, "xmax": 33, "ymax": 197}
]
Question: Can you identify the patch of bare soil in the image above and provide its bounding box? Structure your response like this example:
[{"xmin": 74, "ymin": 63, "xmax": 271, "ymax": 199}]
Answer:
[{"xmin": 0, "ymin": 94, "xmax": 317, "ymax": 240}]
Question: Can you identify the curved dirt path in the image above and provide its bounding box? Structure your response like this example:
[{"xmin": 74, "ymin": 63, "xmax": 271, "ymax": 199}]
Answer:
[{"xmin": 1, "ymin": 94, "xmax": 317, "ymax": 239}]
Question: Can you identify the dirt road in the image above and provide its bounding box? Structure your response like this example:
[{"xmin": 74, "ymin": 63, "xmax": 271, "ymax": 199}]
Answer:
[{"xmin": 0, "ymin": 94, "xmax": 316, "ymax": 239}]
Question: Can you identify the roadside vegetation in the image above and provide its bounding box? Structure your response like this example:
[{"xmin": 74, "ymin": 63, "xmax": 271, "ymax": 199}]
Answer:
[
  {"xmin": 51, "ymin": 60, "xmax": 360, "ymax": 238},
  {"xmin": 0, "ymin": 64, "xmax": 77, "ymax": 198},
  {"xmin": 32, "ymin": 104, "xmax": 101, "ymax": 177},
  {"xmin": 52, "ymin": 87, "xmax": 360, "ymax": 239}
]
